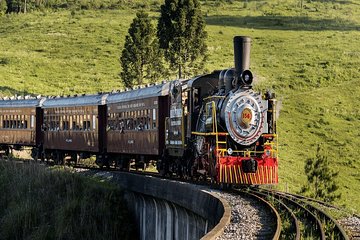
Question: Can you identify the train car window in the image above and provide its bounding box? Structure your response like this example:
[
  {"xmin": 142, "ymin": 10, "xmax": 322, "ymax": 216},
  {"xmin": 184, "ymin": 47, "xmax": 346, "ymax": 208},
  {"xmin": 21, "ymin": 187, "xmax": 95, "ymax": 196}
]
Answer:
[
  {"xmin": 144, "ymin": 117, "xmax": 148, "ymax": 130},
  {"xmin": 21, "ymin": 116, "xmax": 24, "ymax": 129},
  {"xmin": 48, "ymin": 115, "xmax": 52, "ymax": 130},
  {"xmin": 133, "ymin": 119, "xmax": 137, "ymax": 130},
  {"xmin": 182, "ymin": 91, "xmax": 189, "ymax": 115},
  {"xmin": 78, "ymin": 115, "xmax": 81, "ymax": 130},
  {"xmin": 62, "ymin": 121, "xmax": 69, "ymax": 130},
  {"xmin": 78, "ymin": 115, "xmax": 82, "ymax": 130},
  {"xmin": 152, "ymin": 109, "xmax": 157, "ymax": 129},
  {"xmin": 92, "ymin": 115, "xmax": 96, "ymax": 130},
  {"xmin": 115, "ymin": 113, "xmax": 120, "ymax": 130},
  {"xmin": 126, "ymin": 119, "xmax": 132, "ymax": 130},
  {"xmin": 148, "ymin": 117, "xmax": 151, "ymax": 129},
  {"xmin": 83, "ymin": 121, "xmax": 90, "ymax": 131},
  {"xmin": 31, "ymin": 115, "xmax": 35, "ymax": 129},
  {"xmin": 68, "ymin": 116, "xmax": 72, "ymax": 129}
]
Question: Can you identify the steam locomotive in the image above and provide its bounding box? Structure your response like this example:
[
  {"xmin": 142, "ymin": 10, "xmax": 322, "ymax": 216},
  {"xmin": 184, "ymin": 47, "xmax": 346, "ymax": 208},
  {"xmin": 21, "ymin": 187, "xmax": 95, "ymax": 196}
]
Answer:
[{"xmin": 0, "ymin": 36, "xmax": 278, "ymax": 185}]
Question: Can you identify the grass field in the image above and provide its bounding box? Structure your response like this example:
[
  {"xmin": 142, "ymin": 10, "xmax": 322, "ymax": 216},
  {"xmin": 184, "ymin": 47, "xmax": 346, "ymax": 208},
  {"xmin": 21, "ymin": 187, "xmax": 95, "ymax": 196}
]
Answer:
[
  {"xmin": 0, "ymin": 162, "xmax": 135, "ymax": 239},
  {"xmin": 0, "ymin": 0, "xmax": 359, "ymax": 213}
]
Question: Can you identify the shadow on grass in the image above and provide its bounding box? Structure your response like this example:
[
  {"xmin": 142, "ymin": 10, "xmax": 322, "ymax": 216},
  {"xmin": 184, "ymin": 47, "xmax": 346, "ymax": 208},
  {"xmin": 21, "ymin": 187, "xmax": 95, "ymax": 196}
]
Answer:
[
  {"xmin": 310, "ymin": 0, "xmax": 359, "ymax": 4},
  {"xmin": 0, "ymin": 86, "xmax": 34, "ymax": 97},
  {"xmin": 206, "ymin": 15, "xmax": 360, "ymax": 31}
]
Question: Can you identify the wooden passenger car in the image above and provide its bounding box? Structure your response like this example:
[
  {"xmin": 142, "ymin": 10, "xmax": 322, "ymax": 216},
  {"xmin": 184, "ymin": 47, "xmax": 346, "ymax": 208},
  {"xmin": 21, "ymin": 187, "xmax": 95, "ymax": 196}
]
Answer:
[
  {"xmin": 0, "ymin": 97, "xmax": 43, "ymax": 151},
  {"xmin": 41, "ymin": 94, "xmax": 107, "ymax": 158},
  {"xmin": 106, "ymin": 84, "xmax": 169, "ymax": 159}
]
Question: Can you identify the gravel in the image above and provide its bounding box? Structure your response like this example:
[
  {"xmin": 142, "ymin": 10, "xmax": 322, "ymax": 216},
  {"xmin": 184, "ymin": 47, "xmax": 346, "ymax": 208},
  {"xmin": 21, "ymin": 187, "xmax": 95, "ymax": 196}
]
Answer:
[
  {"xmin": 213, "ymin": 191, "xmax": 275, "ymax": 240},
  {"xmin": 339, "ymin": 216, "xmax": 360, "ymax": 239}
]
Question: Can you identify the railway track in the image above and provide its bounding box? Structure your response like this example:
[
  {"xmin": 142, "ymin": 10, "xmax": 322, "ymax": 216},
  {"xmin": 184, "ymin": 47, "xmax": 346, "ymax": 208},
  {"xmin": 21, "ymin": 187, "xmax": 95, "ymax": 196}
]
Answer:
[{"xmin": 246, "ymin": 187, "xmax": 350, "ymax": 240}]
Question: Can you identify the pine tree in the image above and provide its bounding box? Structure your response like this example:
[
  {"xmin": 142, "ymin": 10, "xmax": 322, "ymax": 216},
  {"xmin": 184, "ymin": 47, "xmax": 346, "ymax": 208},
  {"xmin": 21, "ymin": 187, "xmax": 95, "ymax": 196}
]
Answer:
[
  {"xmin": 120, "ymin": 11, "xmax": 165, "ymax": 88},
  {"xmin": 157, "ymin": 0, "xmax": 207, "ymax": 79},
  {"xmin": 300, "ymin": 145, "xmax": 341, "ymax": 203}
]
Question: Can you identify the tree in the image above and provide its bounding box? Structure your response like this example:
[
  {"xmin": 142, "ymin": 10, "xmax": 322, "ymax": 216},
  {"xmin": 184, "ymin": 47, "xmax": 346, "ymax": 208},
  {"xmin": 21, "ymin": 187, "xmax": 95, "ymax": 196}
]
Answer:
[
  {"xmin": 300, "ymin": 145, "xmax": 341, "ymax": 203},
  {"xmin": 5, "ymin": 0, "xmax": 25, "ymax": 13},
  {"xmin": 157, "ymin": 0, "xmax": 207, "ymax": 79},
  {"xmin": 120, "ymin": 11, "xmax": 165, "ymax": 88}
]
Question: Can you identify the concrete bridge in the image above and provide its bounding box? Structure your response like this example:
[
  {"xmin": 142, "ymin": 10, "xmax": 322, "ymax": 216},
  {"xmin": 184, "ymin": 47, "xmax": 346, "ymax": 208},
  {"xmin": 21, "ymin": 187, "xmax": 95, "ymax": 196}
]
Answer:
[{"xmin": 93, "ymin": 171, "xmax": 230, "ymax": 240}]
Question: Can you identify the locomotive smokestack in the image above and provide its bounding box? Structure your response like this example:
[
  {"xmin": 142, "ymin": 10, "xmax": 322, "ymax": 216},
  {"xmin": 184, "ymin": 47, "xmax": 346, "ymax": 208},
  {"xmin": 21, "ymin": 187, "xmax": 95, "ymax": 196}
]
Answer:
[{"xmin": 234, "ymin": 36, "xmax": 251, "ymax": 83}]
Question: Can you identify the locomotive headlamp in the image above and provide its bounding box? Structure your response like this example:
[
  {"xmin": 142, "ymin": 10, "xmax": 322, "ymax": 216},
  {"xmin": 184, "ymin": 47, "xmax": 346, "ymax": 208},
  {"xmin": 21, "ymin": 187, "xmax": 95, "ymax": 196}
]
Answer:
[{"xmin": 241, "ymin": 70, "xmax": 253, "ymax": 86}]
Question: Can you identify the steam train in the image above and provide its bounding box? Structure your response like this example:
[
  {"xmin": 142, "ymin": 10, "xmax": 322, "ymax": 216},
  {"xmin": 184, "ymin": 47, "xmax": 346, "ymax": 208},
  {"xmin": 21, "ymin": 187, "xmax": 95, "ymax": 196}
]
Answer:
[{"xmin": 0, "ymin": 36, "xmax": 278, "ymax": 185}]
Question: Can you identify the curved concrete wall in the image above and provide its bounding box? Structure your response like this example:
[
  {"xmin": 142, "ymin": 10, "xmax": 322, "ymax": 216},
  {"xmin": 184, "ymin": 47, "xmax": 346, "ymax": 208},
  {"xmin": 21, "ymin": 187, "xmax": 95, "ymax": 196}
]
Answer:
[
  {"xmin": 93, "ymin": 171, "xmax": 230, "ymax": 240},
  {"xmin": 126, "ymin": 192, "xmax": 208, "ymax": 240}
]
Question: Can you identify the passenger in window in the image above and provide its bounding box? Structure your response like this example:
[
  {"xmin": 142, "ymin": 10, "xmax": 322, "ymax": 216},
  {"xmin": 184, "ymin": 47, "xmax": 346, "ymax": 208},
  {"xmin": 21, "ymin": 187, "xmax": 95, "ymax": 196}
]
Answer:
[
  {"xmin": 137, "ymin": 121, "xmax": 144, "ymax": 131},
  {"xmin": 119, "ymin": 120, "xmax": 125, "ymax": 133}
]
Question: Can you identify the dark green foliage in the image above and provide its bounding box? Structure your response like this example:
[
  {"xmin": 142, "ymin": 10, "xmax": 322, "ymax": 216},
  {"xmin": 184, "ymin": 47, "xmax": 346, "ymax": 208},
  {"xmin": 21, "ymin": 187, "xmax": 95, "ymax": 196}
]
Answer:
[
  {"xmin": 0, "ymin": 162, "xmax": 135, "ymax": 240},
  {"xmin": 120, "ymin": 10, "xmax": 165, "ymax": 88},
  {"xmin": 5, "ymin": 0, "xmax": 23, "ymax": 13},
  {"xmin": 157, "ymin": 0, "xmax": 207, "ymax": 78},
  {"xmin": 300, "ymin": 145, "xmax": 341, "ymax": 203},
  {"xmin": 2, "ymin": 0, "xmax": 125, "ymax": 13}
]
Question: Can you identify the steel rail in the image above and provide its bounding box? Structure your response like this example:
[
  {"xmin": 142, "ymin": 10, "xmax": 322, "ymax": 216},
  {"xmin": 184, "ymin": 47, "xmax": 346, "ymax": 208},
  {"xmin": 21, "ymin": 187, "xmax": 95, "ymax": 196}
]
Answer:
[
  {"xmin": 247, "ymin": 189, "xmax": 300, "ymax": 240},
  {"xmin": 276, "ymin": 191, "xmax": 350, "ymax": 240},
  {"xmin": 280, "ymin": 191, "xmax": 342, "ymax": 210},
  {"xmin": 258, "ymin": 188, "xmax": 326, "ymax": 239}
]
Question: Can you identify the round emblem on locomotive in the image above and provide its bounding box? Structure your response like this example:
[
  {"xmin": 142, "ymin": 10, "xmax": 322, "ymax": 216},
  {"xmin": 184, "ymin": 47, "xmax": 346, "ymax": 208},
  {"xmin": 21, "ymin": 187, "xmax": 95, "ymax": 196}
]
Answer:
[
  {"xmin": 241, "ymin": 108, "xmax": 252, "ymax": 127},
  {"xmin": 224, "ymin": 89, "xmax": 267, "ymax": 146}
]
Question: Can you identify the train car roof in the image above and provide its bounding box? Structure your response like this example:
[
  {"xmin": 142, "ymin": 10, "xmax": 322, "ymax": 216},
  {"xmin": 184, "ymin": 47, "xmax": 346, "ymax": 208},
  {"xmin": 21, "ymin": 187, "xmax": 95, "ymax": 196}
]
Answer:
[
  {"xmin": 0, "ymin": 98, "xmax": 44, "ymax": 108},
  {"xmin": 106, "ymin": 82, "xmax": 170, "ymax": 104},
  {"xmin": 42, "ymin": 94, "xmax": 108, "ymax": 108}
]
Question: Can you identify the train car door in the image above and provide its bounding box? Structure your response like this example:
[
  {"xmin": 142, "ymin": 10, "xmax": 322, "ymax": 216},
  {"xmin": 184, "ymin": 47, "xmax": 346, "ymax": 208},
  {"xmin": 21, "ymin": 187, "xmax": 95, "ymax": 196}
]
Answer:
[{"xmin": 166, "ymin": 80, "xmax": 184, "ymax": 157}]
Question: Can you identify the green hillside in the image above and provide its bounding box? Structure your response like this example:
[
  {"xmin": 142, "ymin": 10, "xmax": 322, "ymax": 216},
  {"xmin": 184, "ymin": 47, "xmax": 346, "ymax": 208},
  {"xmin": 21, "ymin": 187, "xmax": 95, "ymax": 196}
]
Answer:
[{"xmin": 0, "ymin": 1, "xmax": 359, "ymax": 213}]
